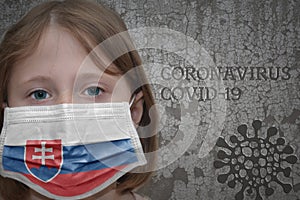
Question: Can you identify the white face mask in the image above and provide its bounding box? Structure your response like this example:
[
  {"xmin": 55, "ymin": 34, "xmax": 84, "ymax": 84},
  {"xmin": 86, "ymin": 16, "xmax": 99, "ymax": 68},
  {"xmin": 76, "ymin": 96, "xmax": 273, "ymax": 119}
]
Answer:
[{"xmin": 0, "ymin": 102, "xmax": 146, "ymax": 199}]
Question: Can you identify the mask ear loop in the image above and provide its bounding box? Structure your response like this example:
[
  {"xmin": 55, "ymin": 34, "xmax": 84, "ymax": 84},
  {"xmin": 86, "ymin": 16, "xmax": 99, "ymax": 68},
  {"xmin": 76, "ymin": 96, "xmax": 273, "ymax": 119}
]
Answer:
[{"xmin": 129, "ymin": 94, "xmax": 136, "ymax": 107}]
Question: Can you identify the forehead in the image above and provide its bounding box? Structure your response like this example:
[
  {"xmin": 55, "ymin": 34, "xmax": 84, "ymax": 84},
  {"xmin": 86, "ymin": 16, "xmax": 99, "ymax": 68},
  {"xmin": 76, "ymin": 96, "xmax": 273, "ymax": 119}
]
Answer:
[
  {"xmin": 11, "ymin": 25, "xmax": 120, "ymax": 80},
  {"xmin": 12, "ymin": 25, "xmax": 86, "ymax": 75}
]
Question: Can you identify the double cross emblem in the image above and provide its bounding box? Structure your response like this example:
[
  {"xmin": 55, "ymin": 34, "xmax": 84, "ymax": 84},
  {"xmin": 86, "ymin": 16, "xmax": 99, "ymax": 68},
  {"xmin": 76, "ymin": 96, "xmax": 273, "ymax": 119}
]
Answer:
[
  {"xmin": 32, "ymin": 141, "xmax": 55, "ymax": 165},
  {"xmin": 25, "ymin": 139, "xmax": 62, "ymax": 182}
]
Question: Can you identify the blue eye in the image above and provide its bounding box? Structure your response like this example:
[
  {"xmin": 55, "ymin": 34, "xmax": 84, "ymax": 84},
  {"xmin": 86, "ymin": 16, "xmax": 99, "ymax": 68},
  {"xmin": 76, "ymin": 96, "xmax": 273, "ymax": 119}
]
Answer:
[
  {"xmin": 30, "ymin": 90, "xmax": 50, "ymax": 100},
  {"xmin": 84, "ymin": 87, "xmax": 103, "ymax": 97}
]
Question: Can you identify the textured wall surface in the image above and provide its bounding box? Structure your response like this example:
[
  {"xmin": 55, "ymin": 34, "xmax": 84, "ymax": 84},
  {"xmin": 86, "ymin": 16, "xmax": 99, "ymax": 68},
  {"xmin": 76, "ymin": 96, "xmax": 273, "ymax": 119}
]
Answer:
[{"xmin": 1, "ymin": 0, "xmax": 300, "ymax": 200}]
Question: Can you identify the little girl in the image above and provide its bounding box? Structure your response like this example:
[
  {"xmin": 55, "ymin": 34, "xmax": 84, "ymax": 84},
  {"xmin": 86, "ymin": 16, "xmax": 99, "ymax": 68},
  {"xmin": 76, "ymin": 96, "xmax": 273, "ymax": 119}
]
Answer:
[{"xmin": 0, "ymin": 0, "xmax": 157, "ymax": 199}]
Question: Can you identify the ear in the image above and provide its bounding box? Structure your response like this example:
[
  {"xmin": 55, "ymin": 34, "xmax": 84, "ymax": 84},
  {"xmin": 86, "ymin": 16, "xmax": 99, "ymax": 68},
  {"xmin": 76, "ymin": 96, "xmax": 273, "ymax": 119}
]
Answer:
[{"xmin": 130, "ymin": 91, "xmax": 144, "ymax": 128}]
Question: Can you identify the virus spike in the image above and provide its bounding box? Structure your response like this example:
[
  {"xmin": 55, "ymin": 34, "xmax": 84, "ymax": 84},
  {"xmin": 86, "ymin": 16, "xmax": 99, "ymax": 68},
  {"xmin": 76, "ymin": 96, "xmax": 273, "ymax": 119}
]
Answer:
[
  {"xmin": 230, "ymin": 135, "xmax": 239, "ymax": 144},
  {"xmin": 282, "ymin": 183, "xmax": 292, "ymax": 193},
  {"xmin": 276, "ymin": 137, "xmax": 285, "ymax": 145},
  {"xmin": 228, "ymin": 179, "xmax": 236, "ymax": 188},
  {"xmin": 216, "ymin": 137, "xmax": 232, "ymax": 149},
  {"xmin": 217, "ymin": 150, "xmax": 231, "ymax": 159},
  {"xmin": 273, "ymin": 176, "xmax": 293, "ymax": 193},
  {"xmin": 267, "ymin": 127, "xmax": 277, "ymax": 139},
  {"xmin": 237, "ymin": 124, "xmax": 247, "ymax": 138},
  {"xmin": 265, "ymin": 186, "xmax": 274, "ymax": 196},
  {"xmin": 235, "ymin": 186, "xmax": 246, "ymax": 200},
  {"xmin": 217, "ymin": 173, "xmax": 230, "ymax": 183},
  {"xmin": 285, "ymin": 155, "xmax": 298, "ymax": 164},
  {"xmin": 282, "ymin": 145, "xmax": 294, "ymax": 154},
  {"xmin": 282, "ymin": 167, "xmax": 291, "ymax": 177},
  {"xmin": 214, "ymin": 160, "xmax": 228, "ymax": 169},
  {"xmin": 252, "ymin": 120, "xmax": 262, "ymax": 132}
]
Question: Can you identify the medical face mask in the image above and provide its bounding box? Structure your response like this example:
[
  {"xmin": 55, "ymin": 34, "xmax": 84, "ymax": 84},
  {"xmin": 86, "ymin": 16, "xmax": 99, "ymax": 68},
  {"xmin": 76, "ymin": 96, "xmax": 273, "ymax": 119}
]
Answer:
[{"xmin": 0, "ymin": 102, "xmax": 146, "ymax": 199}]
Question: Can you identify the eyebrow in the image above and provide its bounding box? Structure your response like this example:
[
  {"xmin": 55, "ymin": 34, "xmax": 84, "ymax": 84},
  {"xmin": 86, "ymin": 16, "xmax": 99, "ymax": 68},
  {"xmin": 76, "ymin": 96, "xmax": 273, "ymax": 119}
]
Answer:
[
  {"xmin": 76, "ymin": 72, "xmax": 104, "ymax": 79},
  {"xmin": 75, "ymin": 72, "xmax": 116, "ymax": 87},
  {"xmin": 22, "ymin": 75, "xmax": 52, "ymax": 84},
  {"xmin": 76, "ymin": 71, "xmax": 121, "ymax": 81}
]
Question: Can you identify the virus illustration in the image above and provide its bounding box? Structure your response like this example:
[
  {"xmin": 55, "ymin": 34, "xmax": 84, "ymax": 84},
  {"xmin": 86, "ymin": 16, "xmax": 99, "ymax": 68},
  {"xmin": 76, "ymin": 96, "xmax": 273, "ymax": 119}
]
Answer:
[{"xmin": 214, "ymin": 120, "xmax": 298, "ymax": 200}]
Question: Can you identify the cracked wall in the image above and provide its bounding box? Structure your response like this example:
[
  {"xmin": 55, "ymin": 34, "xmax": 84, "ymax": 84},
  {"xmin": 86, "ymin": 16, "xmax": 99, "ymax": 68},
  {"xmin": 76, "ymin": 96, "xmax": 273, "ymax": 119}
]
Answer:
[{"xmin": 1, "ymin": 0, "xmax": 299, "ymax": 200}]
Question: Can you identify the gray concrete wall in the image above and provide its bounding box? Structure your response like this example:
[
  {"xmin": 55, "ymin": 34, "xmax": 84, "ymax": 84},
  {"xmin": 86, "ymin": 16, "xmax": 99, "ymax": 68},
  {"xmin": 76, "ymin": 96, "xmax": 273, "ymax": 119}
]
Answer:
[{"xmin": 1, "ymin": 0, "xmax": 299, "ymax": 199}]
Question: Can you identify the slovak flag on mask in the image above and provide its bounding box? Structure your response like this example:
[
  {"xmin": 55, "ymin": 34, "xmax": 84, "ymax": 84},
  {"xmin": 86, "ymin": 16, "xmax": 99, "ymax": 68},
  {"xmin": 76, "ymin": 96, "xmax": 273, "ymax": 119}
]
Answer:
[{"xmin": 0, "ymin": 103, "xmax": 147, "ymax": 199}]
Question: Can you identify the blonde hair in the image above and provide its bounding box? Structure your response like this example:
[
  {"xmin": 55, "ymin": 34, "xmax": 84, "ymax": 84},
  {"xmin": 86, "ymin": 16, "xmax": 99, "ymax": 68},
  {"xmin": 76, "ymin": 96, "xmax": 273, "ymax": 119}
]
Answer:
[{"xmin": 0, "ymin": 0, "xmax": 157, "ymax": 199}]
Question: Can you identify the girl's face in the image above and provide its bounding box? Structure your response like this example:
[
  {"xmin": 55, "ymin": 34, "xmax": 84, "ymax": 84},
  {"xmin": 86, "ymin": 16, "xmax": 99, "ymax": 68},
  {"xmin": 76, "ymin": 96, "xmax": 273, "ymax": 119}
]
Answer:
[
  {"xmin": 7, "ymin": 25, "xmax": 132, "ymax": 107},
  {"xmin": 4, "ymin": 26, "xmax": 144, "ymax": 200}
]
